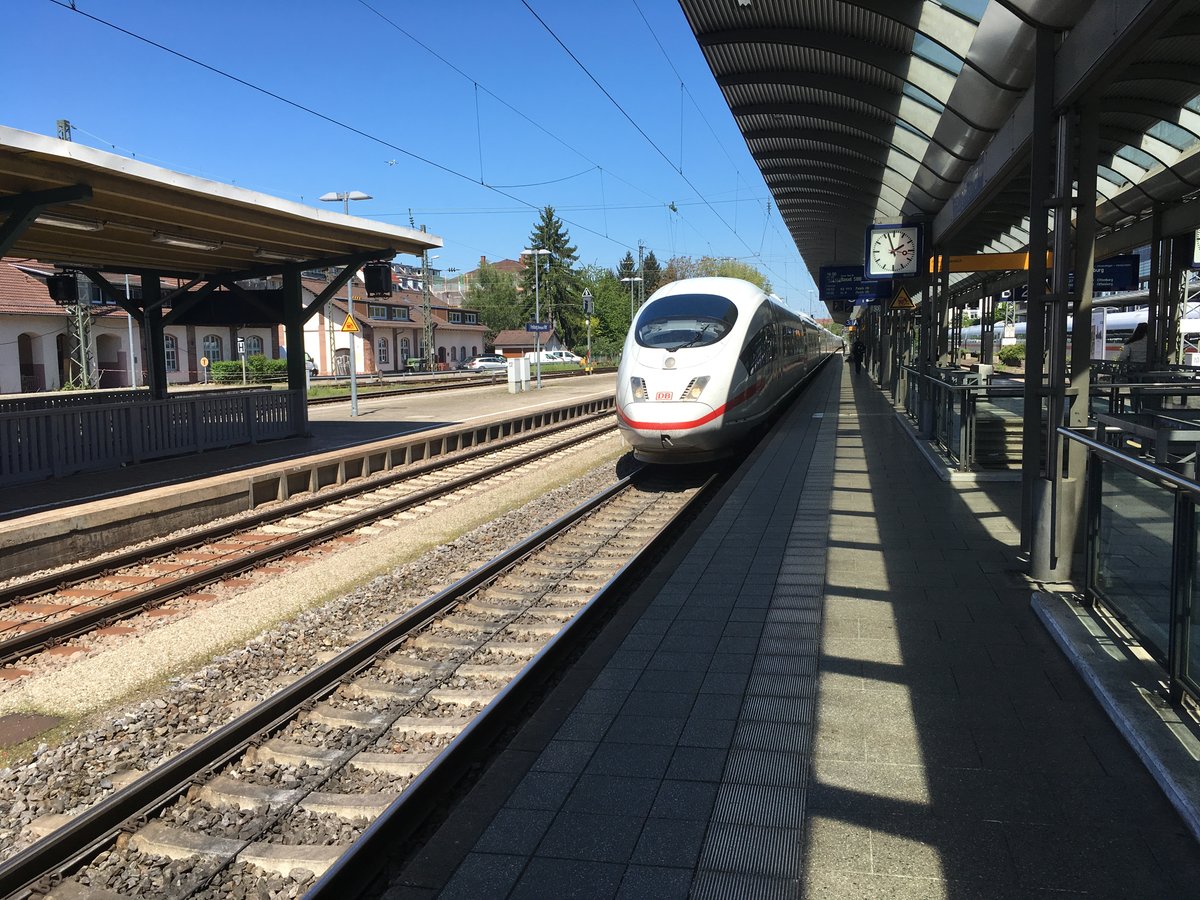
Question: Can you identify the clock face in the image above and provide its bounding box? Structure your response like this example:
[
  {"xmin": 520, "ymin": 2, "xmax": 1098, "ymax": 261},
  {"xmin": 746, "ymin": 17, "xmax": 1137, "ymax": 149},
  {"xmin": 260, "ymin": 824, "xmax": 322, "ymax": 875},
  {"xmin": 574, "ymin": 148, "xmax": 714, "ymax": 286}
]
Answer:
[{"xmin": 868, "ymin": 228, "xmax": 919, "ymax": 276}]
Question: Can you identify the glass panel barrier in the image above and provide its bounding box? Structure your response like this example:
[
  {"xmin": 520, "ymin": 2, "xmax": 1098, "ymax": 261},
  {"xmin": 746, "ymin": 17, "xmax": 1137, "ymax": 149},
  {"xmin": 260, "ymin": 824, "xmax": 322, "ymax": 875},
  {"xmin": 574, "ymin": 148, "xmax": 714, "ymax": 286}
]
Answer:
[
  {"xmin": 947, "ymin": 388, "xmax": 962, "ymax": 462},
  {"xmin": 1186, "ymin": 503, "xmax": 1200, "ymax": 695},
  {"xmin": 1095, "ymin": 462, "xmax": 1175, "ymax": 660}
]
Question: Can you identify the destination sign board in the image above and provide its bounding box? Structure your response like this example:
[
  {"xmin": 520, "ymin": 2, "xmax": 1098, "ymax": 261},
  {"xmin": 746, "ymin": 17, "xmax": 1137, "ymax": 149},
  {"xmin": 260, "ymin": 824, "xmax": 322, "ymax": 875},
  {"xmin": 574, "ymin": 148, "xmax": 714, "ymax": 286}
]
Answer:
[{"xmin": 818, "ymin": 266, "xmax": 892, "ymax": 304}]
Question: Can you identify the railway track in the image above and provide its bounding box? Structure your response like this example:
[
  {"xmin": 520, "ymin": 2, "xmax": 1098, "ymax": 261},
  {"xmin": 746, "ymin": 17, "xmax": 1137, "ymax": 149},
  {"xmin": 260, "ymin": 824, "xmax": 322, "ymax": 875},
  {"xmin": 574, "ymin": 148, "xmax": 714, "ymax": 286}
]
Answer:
[
  {"xmin": 0, "ymin": 413, "xmax": 618, "ymax": 667},
  {"xmin": 0, "ymin": 468, "xmax": 713, "ymax": 900}
]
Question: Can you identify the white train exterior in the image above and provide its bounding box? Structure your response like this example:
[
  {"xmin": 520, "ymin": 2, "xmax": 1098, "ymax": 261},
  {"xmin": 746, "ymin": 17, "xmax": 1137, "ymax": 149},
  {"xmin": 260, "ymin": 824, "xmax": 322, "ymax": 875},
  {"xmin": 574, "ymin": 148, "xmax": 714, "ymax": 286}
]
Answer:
[
  {"xmin": 615, "ymin": 277, "xmax": 841, "ymax": 462},
  {"xmin": 960, "ymin": 307, "xmax": 1200, "ymax": 362}
]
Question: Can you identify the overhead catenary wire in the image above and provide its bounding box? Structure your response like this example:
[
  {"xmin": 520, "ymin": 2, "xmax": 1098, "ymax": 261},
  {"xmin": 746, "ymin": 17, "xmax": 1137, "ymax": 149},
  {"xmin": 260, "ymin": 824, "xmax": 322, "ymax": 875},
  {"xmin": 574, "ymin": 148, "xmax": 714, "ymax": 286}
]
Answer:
[
  {"xmin": 521, "ymin": 0, "xmax": 806, "ymax": 299},
  {"xmin": 42, "ymin": 0, "xmax": 641, "ymax": 257},
  {"xmin": 42, "ymin": 0, "xmax": 812, "ymax": 299}
]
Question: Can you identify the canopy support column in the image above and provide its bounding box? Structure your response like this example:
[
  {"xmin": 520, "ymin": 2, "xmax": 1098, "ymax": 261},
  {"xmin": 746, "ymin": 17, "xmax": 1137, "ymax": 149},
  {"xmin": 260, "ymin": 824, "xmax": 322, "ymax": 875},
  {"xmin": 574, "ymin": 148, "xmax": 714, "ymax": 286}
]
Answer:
[
  {"xmin": 919, "ymin": 262, "xmax": 937, "ymax": 437},
  {"xmin": 142, "ymin": 275, "xmax": 168, "ymax": 401},
  {"xmin": 1034, "ymin": 104, "xmax": 1081, "ymax": 582},
  {"xmin": 1065, "ymin": 97, "xmax": 1100, "ymax": 565},
  {"xmin": 1022, "ymin": 26, "xmax": 1056, "ymax": 555},
  {"xmin": 283, "ymin": 264, "xmax": 310, "ymax": 435}
]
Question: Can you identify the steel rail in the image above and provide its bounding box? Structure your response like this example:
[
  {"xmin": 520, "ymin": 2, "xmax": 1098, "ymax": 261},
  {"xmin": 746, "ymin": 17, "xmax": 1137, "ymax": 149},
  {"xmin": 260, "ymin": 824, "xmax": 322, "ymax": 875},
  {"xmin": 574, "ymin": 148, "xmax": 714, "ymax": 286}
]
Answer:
[
  {"xmin": 0, "ymin": 415, "xmax": 617, "ymax": 665},
  {"xmin": 309, "ymin": 469, "xmax": 717, "ymax": 899},
  {"xmin": 0, "ymin": 473, "xmax": 648, "ymax": 899},
  {"xmin": 0, "ymin": 411, "xmax": 614, "ymax": 608}
]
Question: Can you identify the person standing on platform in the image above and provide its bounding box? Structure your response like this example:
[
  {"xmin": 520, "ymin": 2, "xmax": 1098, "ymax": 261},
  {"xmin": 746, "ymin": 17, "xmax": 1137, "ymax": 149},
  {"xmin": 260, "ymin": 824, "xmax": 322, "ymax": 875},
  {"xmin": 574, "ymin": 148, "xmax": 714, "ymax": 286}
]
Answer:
[
  {"xmin": 851, "ymin": 336, "xmax": 866, "ymax": 375},
  {"xmin": 1118, "ymin": 322, "xmax": 1149, "ymax": 369}
]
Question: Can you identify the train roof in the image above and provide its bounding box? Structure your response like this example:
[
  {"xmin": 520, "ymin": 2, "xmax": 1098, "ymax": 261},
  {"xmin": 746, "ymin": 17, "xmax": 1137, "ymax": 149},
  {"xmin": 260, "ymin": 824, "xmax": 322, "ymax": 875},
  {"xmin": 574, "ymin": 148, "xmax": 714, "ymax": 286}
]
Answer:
[{"xmin": 648, "ymin": 277, "xmax": 768, "ymax": 306}]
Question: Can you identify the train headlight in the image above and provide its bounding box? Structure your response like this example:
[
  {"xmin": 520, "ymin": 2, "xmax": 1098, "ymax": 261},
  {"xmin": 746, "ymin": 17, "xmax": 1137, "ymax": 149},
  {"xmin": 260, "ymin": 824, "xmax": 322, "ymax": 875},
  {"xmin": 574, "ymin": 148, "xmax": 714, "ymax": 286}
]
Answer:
[
  {"xmin": 630, "ymin": 376, "xmax": 647, "ymax": 400},
  {"xmin": 683, "ymin": 376, "xmax": 709, "ymax": 400}
]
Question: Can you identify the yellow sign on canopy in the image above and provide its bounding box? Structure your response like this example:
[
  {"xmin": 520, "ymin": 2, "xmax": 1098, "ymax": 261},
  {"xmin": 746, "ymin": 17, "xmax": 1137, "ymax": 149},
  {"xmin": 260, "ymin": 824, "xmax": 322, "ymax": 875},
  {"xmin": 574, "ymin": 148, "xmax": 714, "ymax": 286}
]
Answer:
[
  {"xmin": 890, "ymin": 285, "xmax": 915, "ymax": 310},
  {"xmin": 928, "ymin": 251, "xmax": 1053, "ymax": 273}
]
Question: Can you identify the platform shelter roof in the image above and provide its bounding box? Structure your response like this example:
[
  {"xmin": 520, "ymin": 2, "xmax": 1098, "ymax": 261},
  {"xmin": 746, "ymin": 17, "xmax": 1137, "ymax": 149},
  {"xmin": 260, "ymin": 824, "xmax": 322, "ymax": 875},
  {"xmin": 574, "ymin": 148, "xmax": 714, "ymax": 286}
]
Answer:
[{"xmin": 0, "ymin": 125, "xmax": 441, "ymax": 280}]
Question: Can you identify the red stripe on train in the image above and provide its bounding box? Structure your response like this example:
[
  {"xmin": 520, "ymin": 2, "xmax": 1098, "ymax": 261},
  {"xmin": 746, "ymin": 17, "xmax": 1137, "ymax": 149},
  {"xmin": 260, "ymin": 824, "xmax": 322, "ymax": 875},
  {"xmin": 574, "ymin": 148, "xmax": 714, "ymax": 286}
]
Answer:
[{"xmin": 617, "ymin": 378, "xmax": 764, "ymax": 431}]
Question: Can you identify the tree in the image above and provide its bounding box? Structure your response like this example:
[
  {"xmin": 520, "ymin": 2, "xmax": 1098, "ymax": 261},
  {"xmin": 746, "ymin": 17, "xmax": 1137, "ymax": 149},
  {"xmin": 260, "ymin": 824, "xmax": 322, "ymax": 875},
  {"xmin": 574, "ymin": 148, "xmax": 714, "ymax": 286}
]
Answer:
[
  {"xmin": 578, "ymin": 264, "xmax": 630, "ymax": 360},
  {"xmin": 465, "ymin": 261, "xmax": 522, "ymax": 345},
  {"xmin": 642, "ymin": 250, "xmax": 663, "ymax": 296},
  {"xmin": 616, "ymin": 251, "xmax": 636, "ymax": 281},
  {"xmin": 523, "ymin": 207, "xmax": 582, "ymax": 347},
  {"xmin": 661, "ymin": 255, "xmax": 771, "ymax": 292}
]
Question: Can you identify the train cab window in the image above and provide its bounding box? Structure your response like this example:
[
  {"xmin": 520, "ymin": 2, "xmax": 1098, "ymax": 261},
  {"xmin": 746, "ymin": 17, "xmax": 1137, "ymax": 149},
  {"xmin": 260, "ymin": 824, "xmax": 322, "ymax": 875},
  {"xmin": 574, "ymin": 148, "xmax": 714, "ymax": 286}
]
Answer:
[{"xmin": 636, "ymin": 294, "xmax": 738, "ymax": 351}]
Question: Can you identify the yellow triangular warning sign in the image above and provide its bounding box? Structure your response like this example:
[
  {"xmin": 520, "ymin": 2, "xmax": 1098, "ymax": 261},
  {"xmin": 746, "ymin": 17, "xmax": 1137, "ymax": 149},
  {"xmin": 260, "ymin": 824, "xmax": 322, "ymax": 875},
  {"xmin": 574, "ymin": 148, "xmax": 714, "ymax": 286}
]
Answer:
[
  {"xmin": 890, "ymin": 285, "xmax": 915, "ymax": 311},
  {"xmin": 341, "ymin": 314, "xmax": 360, "ymax": 333}
]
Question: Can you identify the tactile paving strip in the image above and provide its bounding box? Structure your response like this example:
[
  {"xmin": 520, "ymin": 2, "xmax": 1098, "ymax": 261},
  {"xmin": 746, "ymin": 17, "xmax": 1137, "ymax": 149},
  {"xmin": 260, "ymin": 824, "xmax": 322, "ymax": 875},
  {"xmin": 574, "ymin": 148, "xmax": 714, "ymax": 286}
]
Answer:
[{"xmin": 692, "ymin": 381, "xmax": 838, "ymax": 892}]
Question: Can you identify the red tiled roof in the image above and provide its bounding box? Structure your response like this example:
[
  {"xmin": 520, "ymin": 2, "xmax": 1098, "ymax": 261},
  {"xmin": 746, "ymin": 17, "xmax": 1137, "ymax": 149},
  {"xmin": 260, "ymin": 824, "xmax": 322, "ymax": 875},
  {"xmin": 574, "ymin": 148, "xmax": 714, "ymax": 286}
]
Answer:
[{"xmin": 492, "ymin": 328, "xmax": 557, "ymax": 348}]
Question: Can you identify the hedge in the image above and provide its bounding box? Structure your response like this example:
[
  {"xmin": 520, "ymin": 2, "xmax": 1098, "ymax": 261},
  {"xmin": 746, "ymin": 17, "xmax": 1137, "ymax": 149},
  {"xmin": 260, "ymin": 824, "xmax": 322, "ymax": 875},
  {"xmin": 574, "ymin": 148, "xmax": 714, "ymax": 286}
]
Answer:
[{"xmin": 210, "ymin": 355, "xmax": 288, "ymax": 384}]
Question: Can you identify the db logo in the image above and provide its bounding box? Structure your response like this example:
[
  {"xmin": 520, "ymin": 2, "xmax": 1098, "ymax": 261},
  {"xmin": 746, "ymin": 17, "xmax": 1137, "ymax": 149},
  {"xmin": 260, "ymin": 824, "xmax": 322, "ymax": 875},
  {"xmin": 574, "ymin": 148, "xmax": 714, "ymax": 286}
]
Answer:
[{"xmin": 655, "ymin": 391, "xmax": 673, "ymax": 401}]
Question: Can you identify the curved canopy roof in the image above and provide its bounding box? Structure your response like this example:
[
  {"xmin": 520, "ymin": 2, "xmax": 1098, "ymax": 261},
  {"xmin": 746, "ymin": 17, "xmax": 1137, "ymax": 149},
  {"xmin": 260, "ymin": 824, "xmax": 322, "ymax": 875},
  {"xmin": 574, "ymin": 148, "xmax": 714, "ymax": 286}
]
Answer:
[{"xmin": 680, "ymin": 0, "xmax": 1200, "ymax": 311}]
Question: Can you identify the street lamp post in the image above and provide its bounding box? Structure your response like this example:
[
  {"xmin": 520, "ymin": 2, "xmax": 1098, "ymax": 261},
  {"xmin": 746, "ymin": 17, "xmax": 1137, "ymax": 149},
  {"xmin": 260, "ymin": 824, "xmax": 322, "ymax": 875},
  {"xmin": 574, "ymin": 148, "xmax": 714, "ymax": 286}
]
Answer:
[
  {"xmin": 521, "ymin": 248, "xmax": 551, "ymax": 388},
  {"xmin": 620, "ymin": 276, "xmax": 643, "ymax": 324},
  {"xmin": 319, "ymin": 190, "xmax": 371, "ymax": 416}
]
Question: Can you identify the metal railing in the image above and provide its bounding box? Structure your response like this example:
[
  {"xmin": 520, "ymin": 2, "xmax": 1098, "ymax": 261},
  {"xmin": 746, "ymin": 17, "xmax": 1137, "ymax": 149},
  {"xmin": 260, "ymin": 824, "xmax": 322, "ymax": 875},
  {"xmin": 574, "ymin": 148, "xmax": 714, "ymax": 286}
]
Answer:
[
  {"xmin": 0, "ymin": 390, "xmax": 304, "ymax": 486},
  {"xmin": 1061, "ymin": 426, "xmax": 1200, "ymax": 704},
  {"xmin": 900, "ymin": 367, "xmax": 1027, "ymax": 472},
  {"xmin": 0, "ymin": 386, "xmax": 265, "ymax": 415}
]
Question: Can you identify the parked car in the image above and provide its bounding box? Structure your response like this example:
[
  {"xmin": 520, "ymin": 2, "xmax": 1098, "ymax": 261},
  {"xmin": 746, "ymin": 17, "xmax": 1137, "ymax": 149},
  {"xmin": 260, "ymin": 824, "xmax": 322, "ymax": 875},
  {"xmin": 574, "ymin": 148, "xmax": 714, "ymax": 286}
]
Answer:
[
  {"xmin": 461, "ymin": 354, "xmax": 508, "ymax": 372},
  {"xmin": 524, "ymin": 349, "xmax": 583, "ymax": 365},
  {"xmin": 305, "ymin": 353, "xmax": 318, "ymax": 377}
]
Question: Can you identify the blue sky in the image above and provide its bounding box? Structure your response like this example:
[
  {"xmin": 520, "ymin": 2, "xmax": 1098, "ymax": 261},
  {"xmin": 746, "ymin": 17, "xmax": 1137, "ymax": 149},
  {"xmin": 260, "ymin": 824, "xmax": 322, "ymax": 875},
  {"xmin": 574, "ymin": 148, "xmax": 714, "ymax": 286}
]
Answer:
[{"xmin": 9, "ymin": 0, "xmax": 821, "ymax": 313}]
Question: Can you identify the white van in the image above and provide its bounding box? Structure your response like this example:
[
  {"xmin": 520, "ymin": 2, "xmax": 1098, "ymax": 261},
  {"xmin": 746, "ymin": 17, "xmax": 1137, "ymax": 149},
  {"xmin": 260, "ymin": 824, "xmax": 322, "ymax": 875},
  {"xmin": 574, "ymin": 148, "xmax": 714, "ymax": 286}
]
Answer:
[{"xmin": 524, "ymin": 349, "xmax": 583, "ymax": 365}]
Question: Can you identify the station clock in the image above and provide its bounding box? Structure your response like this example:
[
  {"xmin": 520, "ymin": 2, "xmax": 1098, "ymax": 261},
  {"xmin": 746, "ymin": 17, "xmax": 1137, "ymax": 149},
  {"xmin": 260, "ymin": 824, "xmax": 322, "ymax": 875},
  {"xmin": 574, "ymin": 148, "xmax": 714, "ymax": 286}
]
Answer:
[{"xmin": 865, "ymin": 224, "xmax": 922, "ymax": 279}]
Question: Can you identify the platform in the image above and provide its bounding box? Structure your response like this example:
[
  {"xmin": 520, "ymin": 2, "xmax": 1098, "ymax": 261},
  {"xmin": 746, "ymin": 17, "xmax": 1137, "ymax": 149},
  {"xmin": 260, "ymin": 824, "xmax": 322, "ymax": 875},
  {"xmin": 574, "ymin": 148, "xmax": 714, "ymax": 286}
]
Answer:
[
  {"xmin": 0, "ymin": 375, "xmax": 614, "ymax": 520},
  {"xmin": 381, "ymin": 360, "xmax": 1200, "ymax": 899}
]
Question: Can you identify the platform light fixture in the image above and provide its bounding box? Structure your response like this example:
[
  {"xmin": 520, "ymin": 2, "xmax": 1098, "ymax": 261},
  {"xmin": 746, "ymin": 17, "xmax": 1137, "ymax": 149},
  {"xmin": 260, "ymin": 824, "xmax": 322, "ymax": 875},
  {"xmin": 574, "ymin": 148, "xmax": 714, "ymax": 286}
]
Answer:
[
  {"xmin": 620, "ymin": 275, "xmax": 643, "ymax": 321},
  {"xmin": 521, "ymin": 247, "xmax": 551, "ymax": 389},
  {"xmin": 319, "ymin": 190, "xmax": 373, "ymax": 416},
  {"xmin": 151, "ymin": 231, "xmax": 221, "ymax": 251},
  {"xmin": 319, "ymin": 190, "xmax": 372, "ymax": 207},
  {"xmin": 37, "ymin": 213, "xmax": 104, "ymax": 232},
  {"xmin": 254, "ymin": 248, "xmax": 303, "ymax": 263}
]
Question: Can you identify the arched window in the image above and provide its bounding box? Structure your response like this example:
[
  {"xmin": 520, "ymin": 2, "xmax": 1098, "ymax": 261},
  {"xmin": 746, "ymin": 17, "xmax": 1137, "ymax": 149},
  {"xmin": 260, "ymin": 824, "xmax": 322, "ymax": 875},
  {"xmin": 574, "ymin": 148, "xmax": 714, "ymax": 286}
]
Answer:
[
  {"xmin": 202, "ymin": 334, "xmax": 223, "ymax": 362},
  {"xmin": 400, "ymin": 338, "xmax": 410, "ymax": 364},
  {"xmin": 471, "ymin": 346, "xmax": 478, "ymax": 357},
  {"xmin": 460, "ymin": 345, "xmax": 467, "ymax": 361},
  {"xmin": 377, "ymin": 337, "xmax": 390, "ymax": 366},
  {"xmin": 450, "ymin": 346, "xmax": 457, "ymax": 362},
  {"xmin": 164, "ymin": 334, "xmax": 179, "ymax": 372},
  {"xmin": 244, "ymin": 335, "xmax": 264, "ymax": 357}
]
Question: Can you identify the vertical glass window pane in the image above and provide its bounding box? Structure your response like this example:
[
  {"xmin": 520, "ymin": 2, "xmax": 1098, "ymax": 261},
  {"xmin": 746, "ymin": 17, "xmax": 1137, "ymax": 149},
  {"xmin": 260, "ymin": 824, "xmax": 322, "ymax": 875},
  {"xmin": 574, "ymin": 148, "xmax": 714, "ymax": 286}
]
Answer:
[{"xmin": 202, "ymin": 335, "xmax": 223, "ymax": 363}]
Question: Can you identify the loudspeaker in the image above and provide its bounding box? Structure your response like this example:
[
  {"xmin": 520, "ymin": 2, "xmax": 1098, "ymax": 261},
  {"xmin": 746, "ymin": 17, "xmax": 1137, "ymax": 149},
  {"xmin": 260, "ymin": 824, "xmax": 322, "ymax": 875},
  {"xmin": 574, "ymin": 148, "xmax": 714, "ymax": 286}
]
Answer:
[
  {"xmin": 363, "ymin": 262, "xmax": 392, "ymax": 297},
  {"xmin": 46, "ymin": 274, "xmax": 78, "ymax": 305}
]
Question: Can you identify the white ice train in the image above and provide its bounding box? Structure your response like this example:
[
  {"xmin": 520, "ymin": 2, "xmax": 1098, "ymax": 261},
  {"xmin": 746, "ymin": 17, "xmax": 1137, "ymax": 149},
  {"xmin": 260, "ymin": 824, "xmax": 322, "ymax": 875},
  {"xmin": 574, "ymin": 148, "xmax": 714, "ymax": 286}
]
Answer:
[
  {"xmin": 615, "ymin": 277, "xmax": 842, "ymax": 463},
  {"xmin": 960, "ymin": 307, "xmax": 1200, "ymax": 360}
]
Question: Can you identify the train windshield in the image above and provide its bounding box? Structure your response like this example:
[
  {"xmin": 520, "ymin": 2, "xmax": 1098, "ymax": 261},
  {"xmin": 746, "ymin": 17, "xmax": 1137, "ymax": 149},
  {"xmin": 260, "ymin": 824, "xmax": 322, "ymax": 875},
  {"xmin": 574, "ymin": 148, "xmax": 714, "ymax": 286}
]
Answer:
[{"xmin": 636, "ymin": 294, "xmax": 738, "ymax": 351}]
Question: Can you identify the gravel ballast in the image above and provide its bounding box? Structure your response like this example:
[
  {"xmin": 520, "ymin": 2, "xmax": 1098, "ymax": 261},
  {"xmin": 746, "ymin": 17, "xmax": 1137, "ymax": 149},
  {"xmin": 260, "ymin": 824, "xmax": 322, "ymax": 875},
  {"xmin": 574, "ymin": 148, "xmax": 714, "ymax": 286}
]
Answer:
[{"xmin": 0, "ymin": 433, "xmax": 626, "ymax": 864}]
